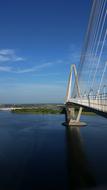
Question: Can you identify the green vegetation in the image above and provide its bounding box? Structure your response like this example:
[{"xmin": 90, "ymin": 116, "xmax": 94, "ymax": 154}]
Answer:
[
  {"xmin": 11, "ymin": 108, "xmax": 65, "ymax": 114},
  {"xmin": 11, "ymin": 107, "xmax": 95, "ymax": 115},
  {"xmin": 81, "ymin": 111, "xmax": 95, "ymax": 115}
]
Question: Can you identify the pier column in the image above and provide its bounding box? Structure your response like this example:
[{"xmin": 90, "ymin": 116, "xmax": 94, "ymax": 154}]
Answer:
[{"xmin": 65, "ymin": 104, "xmax": 86, "ymax": 127}]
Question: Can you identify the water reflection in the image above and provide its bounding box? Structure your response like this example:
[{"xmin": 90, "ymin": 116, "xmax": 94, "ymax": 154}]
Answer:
[
  {"xmin": 0, "ymin": 112, "xmax": 68, "ymax": 190},
  {"xmin": 66, "ymin": 127, "xmax": 96, "ymax": 189}
]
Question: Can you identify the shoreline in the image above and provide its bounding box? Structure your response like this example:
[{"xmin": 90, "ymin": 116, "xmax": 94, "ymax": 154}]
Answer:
[
  {"xmin": 0, "ymin": 107, "xmax": 22, "ymax": 111},
  {"xmin": 11, "ymin": 108, "xmax": 95, "ymax": 116},
  {"xmin": 0, "ymin": 105, "xmax": 96, "ymax": 116}
]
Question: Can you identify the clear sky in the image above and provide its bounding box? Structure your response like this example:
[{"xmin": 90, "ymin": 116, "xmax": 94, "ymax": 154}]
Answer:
[{"xmin": 0, "ymin": 0, "xmax": 91, "ymax": 103}]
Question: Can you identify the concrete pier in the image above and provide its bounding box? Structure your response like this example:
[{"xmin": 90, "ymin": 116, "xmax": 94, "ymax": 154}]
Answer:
[{"xmin": 65, "ymin": 103, "xmax": 86, "ymax": 127}]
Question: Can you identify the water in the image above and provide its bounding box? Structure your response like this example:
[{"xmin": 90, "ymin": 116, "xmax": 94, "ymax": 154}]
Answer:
[
  {"xmin": 80, "ymin": 115, "xmax": 107, "ymax": 188},
  {"xmin": 0, "ymin": 112, "xmax": 107, "ymax": 189},
  {"xmin": 0, "ymin": 112, "xmax": 68, "ymax": 190}
]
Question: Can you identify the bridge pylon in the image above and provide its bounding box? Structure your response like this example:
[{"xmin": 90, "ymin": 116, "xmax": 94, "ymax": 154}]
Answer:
[{"xmin": 65, "ymin": 64, "xmax": 86, "ymax": 127}]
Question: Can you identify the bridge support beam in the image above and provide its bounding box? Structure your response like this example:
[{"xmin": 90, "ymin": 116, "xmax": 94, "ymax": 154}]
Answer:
[
  {"xmin": 65, "ymin": 64, "xmax": 87, "ymax": 127},
  {"xmin": 65, "ymin": 104, "xmax": 86, "ymax": 127}
]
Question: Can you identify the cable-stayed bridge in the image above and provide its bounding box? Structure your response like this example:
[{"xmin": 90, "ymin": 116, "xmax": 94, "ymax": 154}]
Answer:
[{"xmin": 65, "ymin": 0, "xmax": 107, "ymax": 126}]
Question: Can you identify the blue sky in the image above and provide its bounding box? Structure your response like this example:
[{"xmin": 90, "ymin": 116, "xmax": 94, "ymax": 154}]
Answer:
[{"xmin": 0, "ymin": 0, "xmax": 91, "ymax": 103}]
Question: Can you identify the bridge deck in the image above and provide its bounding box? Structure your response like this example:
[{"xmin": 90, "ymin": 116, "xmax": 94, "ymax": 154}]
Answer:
[
  {"xmin": 67, "ymin": 97, "xmax": 107, "ymax": 118},
  {"xmin": 69, "ymin": 97, "xmax": 107, "ymax": 112}
]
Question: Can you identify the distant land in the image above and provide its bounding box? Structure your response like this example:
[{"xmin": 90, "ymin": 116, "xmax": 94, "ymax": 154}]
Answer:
[
  {"xmin": 0, "ymin": 104, "xmax": 95, "ymax": 115},
  {"xmin": 0, "ymin": 103, "xmax": 64, "ymax": 108},
  {"xmin": 0, "ymin": 104, "xmax": 65, "ymax": 114}
]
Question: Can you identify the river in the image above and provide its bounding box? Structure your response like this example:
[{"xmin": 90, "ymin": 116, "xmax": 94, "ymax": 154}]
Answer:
[{"xmin": 0, "ymin": 111, "xmax": 107, "ymax": 189}]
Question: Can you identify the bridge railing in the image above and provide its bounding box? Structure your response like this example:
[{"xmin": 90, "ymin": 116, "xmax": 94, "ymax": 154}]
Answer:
[
  {"xmin": 82, "ymin": 93, "xmax": 107, "ymax": 100},
  {"xmin": 70, "ymin": 93, "xmax": 107, "ymax": 112}
]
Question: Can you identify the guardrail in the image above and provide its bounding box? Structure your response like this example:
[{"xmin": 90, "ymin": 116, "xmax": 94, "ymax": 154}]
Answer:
[{"xmin": 69, "ymin": 93, "xmax": 107, "ymax": 112}]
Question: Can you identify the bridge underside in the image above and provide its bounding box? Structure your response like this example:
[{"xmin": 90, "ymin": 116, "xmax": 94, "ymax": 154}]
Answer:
[{"xmin": 66, "ymin": 101, "xmax": 107, "ymax": 119}]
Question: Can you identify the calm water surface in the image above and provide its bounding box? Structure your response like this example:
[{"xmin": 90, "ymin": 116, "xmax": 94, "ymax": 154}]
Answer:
[{"xmin": 0, "ymin": 111, "xmax": 107, "ymax": 189}]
